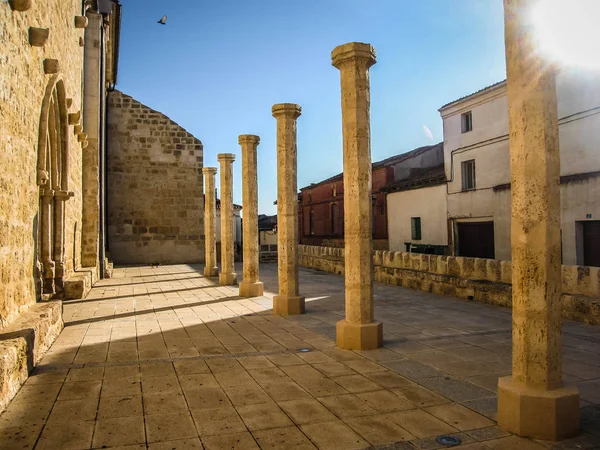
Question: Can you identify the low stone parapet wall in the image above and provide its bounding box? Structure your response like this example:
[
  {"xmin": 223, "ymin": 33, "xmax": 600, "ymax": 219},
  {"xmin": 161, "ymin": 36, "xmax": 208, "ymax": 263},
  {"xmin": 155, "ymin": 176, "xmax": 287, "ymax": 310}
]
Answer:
[
  {"xmin": 0, "ymin": 301, "xmax": 63, "ymax": 412},
  {"xmin": 298, "ymin": 245, "xmax": 600, "ymax": 325}
]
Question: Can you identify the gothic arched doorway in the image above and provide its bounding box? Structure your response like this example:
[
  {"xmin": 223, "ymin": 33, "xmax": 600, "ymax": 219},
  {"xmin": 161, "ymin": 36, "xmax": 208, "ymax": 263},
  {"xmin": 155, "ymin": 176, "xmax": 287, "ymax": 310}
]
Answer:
[{"xmin": 36, "ymin": 75, "xmax": 71, "ymax": 298}]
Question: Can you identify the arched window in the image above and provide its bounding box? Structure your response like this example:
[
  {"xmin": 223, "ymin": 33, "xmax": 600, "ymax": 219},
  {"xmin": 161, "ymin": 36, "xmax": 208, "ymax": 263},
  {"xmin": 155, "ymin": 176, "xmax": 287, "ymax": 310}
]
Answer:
[
  {"xmin": 36, "ymin": 75, "xmax": 71, "ymax": 297},
  {"xmin": 309, "ymin": 210, "xmax": 315, "ymax": 235},
  {"xmin": 331, "ymin": 203, "xmax": 339, "ymax": 235}
]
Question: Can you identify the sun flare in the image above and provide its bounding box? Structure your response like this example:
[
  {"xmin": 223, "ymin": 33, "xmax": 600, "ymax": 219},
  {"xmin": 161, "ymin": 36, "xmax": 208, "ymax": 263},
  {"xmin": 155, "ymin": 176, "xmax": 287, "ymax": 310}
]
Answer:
[{"xmin": 532, "ymin": 0, "xmax": 600, "ymax": 69}]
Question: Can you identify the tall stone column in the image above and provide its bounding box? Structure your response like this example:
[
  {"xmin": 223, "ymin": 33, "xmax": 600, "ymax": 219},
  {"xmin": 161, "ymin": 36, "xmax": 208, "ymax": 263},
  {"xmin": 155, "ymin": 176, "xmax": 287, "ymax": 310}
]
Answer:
[
  {"xmin": 272, "ymin": 104, "xmax": 304, "ymax": 315},
  {"xmin": 497, "ymin": 0, "xmax": 579, "ymax": 440},
  {"xmin": 238, "ymin": 135, "xmax": 264, "ymax": 297},
  {"xmin": 332, "ymin": 42, "xmax": 382, "ymax": 350},
  {"xmin": 202, "ymin": 167, "xmax": 218, "ymax": 277},
  {"xmin": 217, "ymin": 153, "xmax": 237, "ymax": 286}
]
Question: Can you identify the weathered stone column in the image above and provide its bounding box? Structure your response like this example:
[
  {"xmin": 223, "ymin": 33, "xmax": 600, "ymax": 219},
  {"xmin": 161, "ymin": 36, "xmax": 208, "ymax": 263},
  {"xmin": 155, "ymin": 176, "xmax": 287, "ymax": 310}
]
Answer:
[
  {"xmin": 238, "ymin": 135, "xmax": 264, "ymax": 297},
  {"xmin": 332, "ymin": 42, "xmax": 382, "ymax": 350},
  {"xmin": 202, "ymin": 167, "xmax": 218, "ymax": 277},
  {"xmin": 272, "ymin": 104, "xmax": 304, "ymax": 315},
  {"xmin": 497, "ymin": 0, "xmax": 579, "ymax": 440},
  {"xmin": 217, "ymin": 153, "xmax": 237, "ymax": 286}
]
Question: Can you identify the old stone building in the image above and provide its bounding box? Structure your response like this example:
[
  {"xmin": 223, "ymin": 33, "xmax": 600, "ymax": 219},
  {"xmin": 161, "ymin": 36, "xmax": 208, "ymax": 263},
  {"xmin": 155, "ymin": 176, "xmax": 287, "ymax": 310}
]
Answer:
[
  {"xmin": 106, "ymin": 90, "xmax": 205, "ymax": 265},
  {"xmin": 0, "ymin": 0, "xmax": 213, "ymax": 409}
]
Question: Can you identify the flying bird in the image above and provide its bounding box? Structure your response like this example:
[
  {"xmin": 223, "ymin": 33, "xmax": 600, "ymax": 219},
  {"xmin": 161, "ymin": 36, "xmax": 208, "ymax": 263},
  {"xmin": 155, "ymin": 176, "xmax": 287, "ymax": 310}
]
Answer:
[{"xmin": 157, "ymin": 15, "xmax": 167, "ymax": 25}]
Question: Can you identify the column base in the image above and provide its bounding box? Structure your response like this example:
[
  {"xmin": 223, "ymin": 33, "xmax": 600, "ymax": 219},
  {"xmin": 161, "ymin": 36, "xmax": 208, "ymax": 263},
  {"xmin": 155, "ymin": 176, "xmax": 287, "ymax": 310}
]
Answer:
[
  {"xmin": 239, "ymin": 281, "xmax": 264, "ymax": 298},
  {"xmin": 336, "ymin": 320, "xmax": 383, "ymax": 350},
  {"xmin": 497, "ymin": 376, "xmax": 580, "ymax": 441},
  {"xmin": 204, "ymin": 266, "xmax": 218, "ymax": 277},
  {"xmin": 219, "ymin": 272, "xmax": 238, "ymax": 286},
  {"xmin": 273, "ymin": 295, "xmax": 305, "ymax": 315}
]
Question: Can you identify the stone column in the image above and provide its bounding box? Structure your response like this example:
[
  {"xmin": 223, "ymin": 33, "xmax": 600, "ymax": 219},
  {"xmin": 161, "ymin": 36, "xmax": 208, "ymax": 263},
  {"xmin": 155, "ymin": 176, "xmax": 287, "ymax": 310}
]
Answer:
[
  {"xmin": 217, "ymin": 153, "xmax": 237, "ymax": 286},
  {"xmin": 81, "ymin": 10, "xmax": 102, "ymax": 268},
  {"xmin": 272, "ymin": 104, "xmax": 304, "ymax": 315},
  {"xmin": 238, "ymin": 135, "xmax": 264, "ymax": 297},
  {"xmin": 497, "ymin": 0, "xmax": 579, "ymax": 441},
  {"xmin": 332, "ymin": 42, "xmax": 382, "ymax": 350},
  {"xmin": 202, "ymin": 167, "xmax": 218, "ymax": 277}
]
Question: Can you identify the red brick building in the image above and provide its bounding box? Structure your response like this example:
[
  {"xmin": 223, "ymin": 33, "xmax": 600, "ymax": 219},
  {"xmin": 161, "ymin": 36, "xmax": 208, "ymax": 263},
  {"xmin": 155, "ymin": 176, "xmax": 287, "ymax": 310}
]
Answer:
[{"xmin": 298, "ymin": 144, "xmax": 442, "ymax": 248}]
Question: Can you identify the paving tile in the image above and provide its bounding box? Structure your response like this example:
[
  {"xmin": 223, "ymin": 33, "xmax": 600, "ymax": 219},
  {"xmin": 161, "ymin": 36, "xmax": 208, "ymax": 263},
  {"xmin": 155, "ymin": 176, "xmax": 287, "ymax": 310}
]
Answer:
[
  {"xmin": 317, "ymin": 394, "xmax": 378, "ymax": 419},
  {"xmin": 146, "ymin": 412, "xmax": 198, "ymax": 443},
  {"xmin": 207, "ymin": 358, "xmax": 244, "ymax": 372},
  {"xmin": 425, "ymin": 403, "xmax": 495, "ymax": 431},
  {"xmin": 355, "ymin": 390, "xmax": 416, "ymax": 413},
  {"xmin": 248, "ymin": 367, "xmax": 289, "ymax": 384},
  {"xmin": 96, "ymin": 391, "xmax": 142, "ymax": 419},
  {"xmin": 174, "ymin": 359, "xmax": 211, "ymax": 374},
  {"xmin": 277, "ymin": 398, "xmax": 338, "ymax": 425},
  {"xmin": 465, "ymin": 426, "xmax": 510, "ymax": 441},
  {"xmin": 203, "ymin": 432, "xmax": 259, "ymax": 450},
  {"xmin": 66, "ymin": 366, "xmax": 104, "ymax": 382},
  {"xmin": 363, "ymin": 370, "xmax": 413, "ymax": 389},
  {"xmin": 0, "ymin": 400, "xmax": 53, "ymax": 430},
  {"xmin": 185, "ymin": 387, "xmax": 231, "ymax": 410},
  {"xmin": 144, "ymin": 392, "xmax": 189, "ymax": 415},
  {"xmin": 331, "ymin": 374, "xmax": 382, "ymax": 392},
  {"xmin": 104, "ymin": 365, "xmax": 141, "ymax": 380},
  {"xmin": 179, "ymin": 373, "xmax": 220, "ymax": 391},
  {"xmin": 57, "ymin": 379, "xmax": 101, "ymax": 401},
  {"xmin": 141, "ymin": 362, "xmax": 176, "ymax": 378},
  {"xmin": 236, "ymin": 402, "xmax": 293, "ymax": 431},
  {"xmin": 484, "ymin": 436, "xmax": 547, "ymax": 449},
  {"xmin": 93, "ymin": 415, "xmax": 146, "ymax": 448},
  {"xmin": 461, "ymin": 397, "xmax": 498, "ymax": 421},
  {"xmin": 222, "ymin": 383, "xmax": 272, "ymax": 406},
  {"xmin": 383, "ymin": 360, "xmax": 445, "ymax": 380},
  {"xmin": 342, "ymin": 358, "xmax": 387, "ymax": 374},
  {"xmin": 392, "ymin": 382, "xmax": 451, "ymax": 407},
  {"xmin": 259, "ymin": 381, "xmax": 312, "ymax": 401},
  {"xmin": 252, "ymin": 425, "xmax": 317, "ymax": 450},
  {"xmin": 312, "ymin": 362, "xmax": 357, "ymax": 377},
  {"xmin": 0, "ymin": 425, "xmax": 42, "ymax": 450},
  {"xmin": 419, "ymin": 376, "xmax": 494, "ymax": 402},
  {"xmin": 14, "ymin": 382, "xmax": 62, "ymax": 404},
  {"xmin": 36, "ymin": 419, "xmax": 95, "ymax": 450},
  {"xmin": 142, "ymin": 374, "xmax": 182, "ymax": 395},
  {"xmin": 344, "ymin": 414, "xmax": 415, "ymax": 445},
  {"xmin": 300, "ymin": 420, "xmax": 370, "ymax": 450},
  {"xmin": 191, "ymin": 405, "xmax": 247, "ymax": 436},
  {"xmin": 26, "ymin": 369, "xmax": 68, "ymax": 385},
  {"xmin": 267, "ymin": 353, "xmax": 307, "ymax": 367},
  {"xmin": 238, "ymin": 355, "xmax": 276, "ymax": 370},
  {"xmin": 384, "ymin": 409, "xmax": 458, "ymax": 438},
  {"xmin": 46, "ymin": 397, "xmax": 98, "ymax": 423}
]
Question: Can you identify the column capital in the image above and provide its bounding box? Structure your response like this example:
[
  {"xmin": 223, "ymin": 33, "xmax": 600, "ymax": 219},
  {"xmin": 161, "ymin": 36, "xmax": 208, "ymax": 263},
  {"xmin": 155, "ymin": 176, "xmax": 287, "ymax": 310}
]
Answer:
[
  {"xmin": 238, "ymin": 134, "xmax": 260, "ymax": 145},
  {"xmin": 331, "ymin": 42, "xmax": 376, "ymax": 69},
  {"xmin": 217, "ymin": 153, "xmax": 235, "ymax": 162},
  {"xmin": 202, "ymin": 166, "xmax": 217, "ymax": 175},
  {"xmin": 272, "ymin": 103, "xmax": 302, "ymax": 119}
]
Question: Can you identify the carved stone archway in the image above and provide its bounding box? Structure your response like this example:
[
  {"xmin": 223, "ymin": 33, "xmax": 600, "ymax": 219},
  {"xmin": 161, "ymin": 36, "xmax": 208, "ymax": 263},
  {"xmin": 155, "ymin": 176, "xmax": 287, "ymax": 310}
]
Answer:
[{"xmin": 36, "ymin": 75, "xmax": 72, "ymax": 297}]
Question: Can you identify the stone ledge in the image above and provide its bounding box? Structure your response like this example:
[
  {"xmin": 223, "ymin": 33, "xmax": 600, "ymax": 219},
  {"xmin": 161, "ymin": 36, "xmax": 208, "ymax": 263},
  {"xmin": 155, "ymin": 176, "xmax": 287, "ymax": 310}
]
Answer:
[
  {"xmin": 0, "ymin": 301, "xmax": 63, "ymax": 412},
  {"xmin": 63, "ymin": 267, "xmax": 98, "ymax": 300}
]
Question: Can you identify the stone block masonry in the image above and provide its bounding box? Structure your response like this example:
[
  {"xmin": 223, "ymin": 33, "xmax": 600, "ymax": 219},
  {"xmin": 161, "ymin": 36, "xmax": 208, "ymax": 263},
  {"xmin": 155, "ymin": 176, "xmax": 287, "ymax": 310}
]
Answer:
[
  {"xmin": 299, "ymin": 245, "xmax": 600, "ymax": 325},
  {"xmin": 107, "ymin": 90, "xmax": 205, "ymax": 265}
]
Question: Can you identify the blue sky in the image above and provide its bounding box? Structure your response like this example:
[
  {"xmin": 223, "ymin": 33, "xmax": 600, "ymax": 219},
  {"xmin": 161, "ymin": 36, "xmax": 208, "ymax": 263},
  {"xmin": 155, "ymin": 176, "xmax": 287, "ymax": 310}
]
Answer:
[{"xmin": 117, "ymin": 0, "xmax": 506, "ymax": 216}]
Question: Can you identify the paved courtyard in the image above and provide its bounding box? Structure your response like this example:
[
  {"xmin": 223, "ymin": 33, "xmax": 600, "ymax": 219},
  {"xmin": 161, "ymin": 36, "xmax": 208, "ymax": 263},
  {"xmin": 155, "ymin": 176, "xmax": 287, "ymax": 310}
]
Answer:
[{"xmin": 1, "ymin": 263, "xmax": 599, "ymax": 449}]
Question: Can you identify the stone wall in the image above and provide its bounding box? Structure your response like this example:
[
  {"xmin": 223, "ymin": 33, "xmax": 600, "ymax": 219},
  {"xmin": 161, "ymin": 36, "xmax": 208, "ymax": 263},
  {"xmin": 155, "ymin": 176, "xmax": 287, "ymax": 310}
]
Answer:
[
  {"xmin": 106, "ymin": 90, "xmax": 205, "ymax": 265},
  {"xmin": 0, "ymin": 0, "xmax": 85, "ymax": 326},
  {"xmin": 299, "ymin": 245, "xmax": 600, "ymax": 324}
]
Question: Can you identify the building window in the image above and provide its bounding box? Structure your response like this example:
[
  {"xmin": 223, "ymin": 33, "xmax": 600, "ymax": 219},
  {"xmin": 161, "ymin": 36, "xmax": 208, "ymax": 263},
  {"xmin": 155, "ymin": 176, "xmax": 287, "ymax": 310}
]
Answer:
[
  {"xmin": 461, "ymin": 159, "xmax": 476, "ymax": 191},
  {"xmin": 332, "ymin": 185, "xmax": 337, "ymax": 197},
  {"xmin": 461, "ymin": 111, "xmax": 473, "ymax": 133},
  {"xmin": 411, "ymin": 217, "xmax": 422, "ymax": 241},
  {"xmin": 309, "ymin": 210, "xmax": 315, "ymax": 235},
  {"xmin": 308, "ymin": 191, "xmax": 312, "ymax": 204},
  {"xmin": 331, "ymin": 203, "xmax": 339, "ymax": 235}
]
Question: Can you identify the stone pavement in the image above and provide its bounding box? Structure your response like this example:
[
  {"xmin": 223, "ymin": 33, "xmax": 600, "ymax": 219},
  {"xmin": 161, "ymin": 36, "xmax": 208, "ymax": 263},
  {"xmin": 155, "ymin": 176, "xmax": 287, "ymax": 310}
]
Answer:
[{"xmin": 0, "ymin": 263, "xmax": 599, "ymax": 450}]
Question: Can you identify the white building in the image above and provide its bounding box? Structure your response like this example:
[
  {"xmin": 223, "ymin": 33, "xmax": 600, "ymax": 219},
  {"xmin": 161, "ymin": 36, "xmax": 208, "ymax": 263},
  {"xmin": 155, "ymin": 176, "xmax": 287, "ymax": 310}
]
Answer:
[
  {"xmin": 384, "ymin": 144, "xmax": 448, "ymax": 253},
  {"xmin": 438, "ymin": 67, "xmax": 600, "ymax": 265}
]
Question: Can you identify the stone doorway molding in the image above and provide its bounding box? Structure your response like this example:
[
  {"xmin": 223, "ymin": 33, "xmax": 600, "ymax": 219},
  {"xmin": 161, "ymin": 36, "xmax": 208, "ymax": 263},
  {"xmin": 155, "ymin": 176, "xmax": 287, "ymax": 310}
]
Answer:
[{"xmin": 36, "ymin": 74, "xmax": 73, "ymax": 298}]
